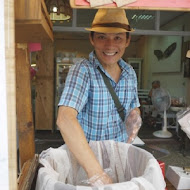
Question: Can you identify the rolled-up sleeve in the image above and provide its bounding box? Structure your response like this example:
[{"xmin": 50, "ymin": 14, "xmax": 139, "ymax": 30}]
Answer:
[{"xmin": 58, "ymin": 63, "xmax": 90, "ymax": 112}]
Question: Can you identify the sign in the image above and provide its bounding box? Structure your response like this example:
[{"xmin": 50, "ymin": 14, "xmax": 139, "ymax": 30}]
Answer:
[{"xmin": 71, "ymin": 0, "xmax": 190, "ymax": 10}]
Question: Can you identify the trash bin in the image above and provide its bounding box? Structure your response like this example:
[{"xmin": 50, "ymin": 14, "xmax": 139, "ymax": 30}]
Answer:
[{"xmin": 35, "ymin": 140, "xmax": 166, "ymax": 190}]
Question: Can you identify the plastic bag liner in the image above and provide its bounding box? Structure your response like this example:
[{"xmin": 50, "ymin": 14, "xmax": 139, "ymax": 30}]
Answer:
[
  {"xmin": 35, "ymin": 140, "xmax": 166, "ymax": 190},
  {"xmin": 177, "ymin": 106, "xmax": 190, "ymax": 139}
]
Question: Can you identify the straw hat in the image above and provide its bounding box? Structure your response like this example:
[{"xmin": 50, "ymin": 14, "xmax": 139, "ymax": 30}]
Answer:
[{"xmin": 85, "ymin": 9, "xmax": 134, "ymax": 33}]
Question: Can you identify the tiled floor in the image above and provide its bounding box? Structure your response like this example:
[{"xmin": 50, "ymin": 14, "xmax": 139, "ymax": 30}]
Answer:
[
  {"xmin": 138, "ymin": 122, "xmax": 190, "ymax": 163},
  {"xmin": 138, "ymin": 123, "xmax": 190, "ymax": 189}
]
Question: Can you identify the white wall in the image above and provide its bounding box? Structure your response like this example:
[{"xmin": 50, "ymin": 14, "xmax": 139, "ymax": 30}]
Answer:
[
  {"xmin": 138, "ymin": 13, "xmax": 190, "ymax": 104},
  {"xmin": 146, "ymin": 35, "xmax": 186, "ymax": 97}
]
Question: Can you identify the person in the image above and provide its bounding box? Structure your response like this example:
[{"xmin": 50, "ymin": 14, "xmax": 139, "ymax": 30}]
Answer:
[
  {"xmin": 144, "ymin": 80, "xmax": 161, "ymax": 126},
  {"xmin": 56, "ymin": 9, "xmax": 142, "ymax": 186},
  {"xmin": 148, "ymin": 80, "xmax": 161, "ymax": 99}
]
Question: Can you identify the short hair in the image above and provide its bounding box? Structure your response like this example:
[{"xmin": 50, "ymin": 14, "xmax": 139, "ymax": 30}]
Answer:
[
  {"xmin": 152, "ymin": 80, "xmax": 160, "ymax": 86},
  {"xmin": 90, "ymin": 31, "xmax": 130, "ymax": 39}
]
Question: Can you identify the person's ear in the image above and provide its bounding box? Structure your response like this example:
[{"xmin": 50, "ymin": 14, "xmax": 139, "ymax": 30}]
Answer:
[
  {"xmin": 89, "ymin": 33, "xmax": 94, "ymax": 46},
  {"xmin": 125, "ymin": 35, "xmax": 131, "ymax": 48}
]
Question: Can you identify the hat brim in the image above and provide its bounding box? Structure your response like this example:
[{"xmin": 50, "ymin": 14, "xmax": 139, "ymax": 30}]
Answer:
[{"xmin": 85, "ymin": 27, "xmax": 134, "ymax": 33}]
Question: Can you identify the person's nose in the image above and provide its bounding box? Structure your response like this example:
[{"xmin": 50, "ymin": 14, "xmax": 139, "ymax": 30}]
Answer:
[{"xmin": 105, "ymin": 38, "xmax": 115, "ymax": 47}]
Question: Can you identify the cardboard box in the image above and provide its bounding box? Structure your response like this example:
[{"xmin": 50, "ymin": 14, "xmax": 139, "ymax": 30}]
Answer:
[{"xmin": 166, "ymin": 166, "xmax": 190, "ymax": 189}]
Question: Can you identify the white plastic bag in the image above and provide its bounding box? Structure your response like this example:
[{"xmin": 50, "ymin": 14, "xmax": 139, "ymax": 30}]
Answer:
[{"xmin": 35, "ymin": 140, "xmax": 166, "ymax": 190}]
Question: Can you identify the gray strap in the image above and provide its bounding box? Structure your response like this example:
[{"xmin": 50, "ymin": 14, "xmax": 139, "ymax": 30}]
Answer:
[{"xmin": 97, "ymin": 67, "xmax": 125, "ymax": 122}]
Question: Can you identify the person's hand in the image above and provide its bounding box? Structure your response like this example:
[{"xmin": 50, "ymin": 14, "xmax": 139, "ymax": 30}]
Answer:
[
  {"xmin": 125, "ymin": 109, "xmax": 142, "ymax": 143},
  {"xmin": 89, "ymin": 171, "xmax": 113, "ymax": 187}
]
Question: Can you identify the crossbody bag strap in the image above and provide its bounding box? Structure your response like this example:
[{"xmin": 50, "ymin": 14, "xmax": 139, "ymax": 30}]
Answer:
[{"xmin": 97, "ymin": 67, "xmax": 125, "ymax": 122}]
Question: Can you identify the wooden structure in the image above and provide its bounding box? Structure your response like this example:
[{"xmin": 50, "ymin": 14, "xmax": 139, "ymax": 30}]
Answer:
[
  {"xmin": 16, "ymin": 44, "xmax": 36, "ymax": 168},
  {"xmin": 15, "ymin": 0, "xmax": 54, "ymax": 166},
  {"xmin": 15, "ymin": 0, "xmax": 54, "ymax": 189},
  {"xmin": 17, "ymin": 155, "xmax": 39, "ymax": 190},
  {"xmin": 15, "ymin": 0, "xmax": 53, "ymax": 42},
  {"xmin": 35, "ymin": 42, "xmax": 55, "ymax": 130}
]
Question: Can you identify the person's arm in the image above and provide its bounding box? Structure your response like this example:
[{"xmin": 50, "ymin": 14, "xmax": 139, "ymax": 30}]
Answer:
[
  {"xmin": 56, "ymin": 106, "xmax": 112, "ymax": 186},
  {"xmin": 134, "ymin": 107, "xmax": 141, "ymax": 115},
  {"xmin": 125, "ymin": 107, "xmax": 142, "ymax": 143},
  {"xmin": 149, "ymin": 88, "xmax": 153, "ymax": 98}
]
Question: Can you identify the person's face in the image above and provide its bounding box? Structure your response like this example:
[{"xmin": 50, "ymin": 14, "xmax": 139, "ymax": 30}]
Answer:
[
  {"xmin": 89, "ymin": 32, "xmax": 130, "ymax": 67},
  {"xmin": 152, "ymin": 83, "xmax": 160, "ymax": 89}
]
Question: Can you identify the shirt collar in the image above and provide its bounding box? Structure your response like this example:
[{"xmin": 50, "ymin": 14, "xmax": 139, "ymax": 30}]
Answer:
[
  {"xmin": 89, "ymin": 51, "xmax": 102, "ymax": 69},
  {"xmin": 89, "ymin": 51, "xmax": 131, "ymax": 77},
  {"xmin": 118, "ymin": 59, "xmax": 131, "ymax": 74}
]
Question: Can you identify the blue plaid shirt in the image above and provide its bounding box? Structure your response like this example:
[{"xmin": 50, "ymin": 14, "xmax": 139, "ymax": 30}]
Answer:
[{"xmin": 58, "ymin": 51, "xmax": 140, "ymax": 142}]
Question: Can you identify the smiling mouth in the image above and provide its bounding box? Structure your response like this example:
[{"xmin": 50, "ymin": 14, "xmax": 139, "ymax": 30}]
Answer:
[{"xmin": 104, "ymin": 52, "xmax": 117, "ymax": 56}]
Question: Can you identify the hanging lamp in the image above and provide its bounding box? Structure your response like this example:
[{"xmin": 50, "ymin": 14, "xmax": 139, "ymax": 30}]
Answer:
[{"xmin": 45, "ymin": 0, "xmax": 72, "ymax": 22}]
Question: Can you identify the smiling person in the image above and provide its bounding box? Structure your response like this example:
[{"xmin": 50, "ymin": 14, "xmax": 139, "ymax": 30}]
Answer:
[{"xmin": 57, "ymin": 9, "xmax": 142, "ymax": 186}]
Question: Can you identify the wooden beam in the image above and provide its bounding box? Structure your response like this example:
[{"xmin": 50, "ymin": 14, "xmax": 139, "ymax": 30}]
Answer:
[
  {"xmin": 53, "ymin": 26, "xmax": 190, "ymax": 37},
  {"xmin": 16, "ymin": 44, "xmax": 35, "ymax": 168},
  {"xmin": 35, "ymin": 41, "xmax": 55, "ymax": 130}
]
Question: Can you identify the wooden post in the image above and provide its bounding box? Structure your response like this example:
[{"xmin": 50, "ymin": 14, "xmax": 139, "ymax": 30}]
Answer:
[
  {"xmin": 16, "ymin": 44, "xmax": 35, "ymax": 168},
  {"xmin": 0, "ymin": 0, "xmax": 17, "ymax": 189},
  {"xmin": 35, "ymin": 41, "xmax": 55, "ymax": 130}
]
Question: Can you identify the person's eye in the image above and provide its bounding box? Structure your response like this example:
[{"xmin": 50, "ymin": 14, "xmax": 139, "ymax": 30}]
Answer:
[
  {"xmin": 97, "ymin": 35, "xmax": 106, "ymax": 40},
  {"xmin": 115, "ymin": 36, "xmax": 122, "ymax": 41}
]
